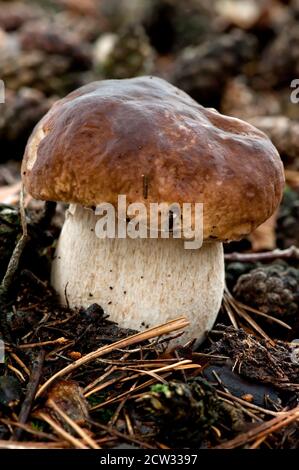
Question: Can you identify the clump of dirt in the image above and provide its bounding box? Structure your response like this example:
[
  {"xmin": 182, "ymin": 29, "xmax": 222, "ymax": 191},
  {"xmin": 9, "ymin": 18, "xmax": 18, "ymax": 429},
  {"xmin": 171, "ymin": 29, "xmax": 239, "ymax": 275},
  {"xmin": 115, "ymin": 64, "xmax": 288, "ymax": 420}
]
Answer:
[{"xmin": 207, "ymin": 326, "xmax": 299, "ymax": 393}]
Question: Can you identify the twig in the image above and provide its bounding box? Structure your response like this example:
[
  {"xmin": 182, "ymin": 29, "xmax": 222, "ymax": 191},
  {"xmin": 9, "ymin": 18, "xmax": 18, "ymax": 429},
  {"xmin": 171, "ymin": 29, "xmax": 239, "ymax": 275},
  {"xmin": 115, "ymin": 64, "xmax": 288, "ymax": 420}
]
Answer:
[
  {"xmin": 224, "ymin": 246, "xmax": 299, "ymax": 263},
  {"xmin": 83, "ymin": 352, "xmax": 130, "ymax": 394},
  {"xmin": 84, "ymin": 375, "xmax": 126, "ymax": 398},
  {"xmin": 249, "ymin": 435, "xmax": 267, "ymax": 449},
  {"xmin": 217, "ymin": 390, "xmax": 281, "ymax": 417},
  {"xmin": 215, "ymin": 406, "xmax": 299, "ymax": 449},
  {"xmin": 9, "ymin": 353, "xmax": 30, "ymax": 377},
  {"xmin": 37, "ymin": 412, "xmax": 88, "ymax": 449},
  {"xmin": 110, "ymin": 381, "xmax": 139, "ymax": 425},
  {"xmin": 7, "ymin": 364, "xmax": 26, "ymax": 382},
  {"xmin": 0, "ymin": 440, "xmax": 66, "ymax": 449},
  {"xmin": 18, "ymin": 337, "xmax": 69, "ymax": 349},
  {"xmin": 223, "ymin": 287, "xmax": 275, "ymax": 344},
  {"xmin": 1, "ymin": 418, "xmax": 56, "ymax": 441},
  {"xmin": 47, "ymin": 399, "xmax": 100, "ymax": 449},
  {"xmin": 90, "ymin": 374, "xmax": 171, "ymax": 411},
  {"xmin": 233, "ymin": 297, "xmax": 291, "ymax": 330},
  {"xmin": 13, "ymin": 350, "xmax": 45, "ymax": 440},
  {"xmin": 0, "ymin": 186, "xmax": 28, "ymax": 291},
  {"xmin": 89, "ymin": 419, "xmax": 155, "ymax": 449},
  {"xmin": 36, "ymin": 317, "xmax": 189, "ymax": 398}
]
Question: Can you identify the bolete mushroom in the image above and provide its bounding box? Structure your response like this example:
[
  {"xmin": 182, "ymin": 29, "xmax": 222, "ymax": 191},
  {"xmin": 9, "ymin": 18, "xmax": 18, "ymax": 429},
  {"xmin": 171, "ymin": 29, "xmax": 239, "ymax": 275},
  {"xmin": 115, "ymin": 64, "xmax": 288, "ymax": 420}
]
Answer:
[{"xmin": 21, "ymin": 76, "xmax": 284, "ymax": 344}]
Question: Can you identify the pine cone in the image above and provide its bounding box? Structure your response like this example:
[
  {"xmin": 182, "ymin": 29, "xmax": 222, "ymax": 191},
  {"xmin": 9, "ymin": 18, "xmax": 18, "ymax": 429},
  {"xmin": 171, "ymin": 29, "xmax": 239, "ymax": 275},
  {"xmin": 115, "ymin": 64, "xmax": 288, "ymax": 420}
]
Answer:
[
  {"xmin": 234, "ymin": 262, "xmax": 299, "ymax": 319},
  {"xmin": 143, "ymin": 0, "xmax": 217, "ymax": 53},
  {"xmin": 276, "ymin": 188, "xmax": 299, "ymax": 249},
  {"xmin": 172, "ymin": 29, "xmax": 257, "ymax": 107},
  {"xmin": 93, "ymin": 25, "xmax": 154, "ymax": 79},
  {"xmin": 138, "ymin": 378, "xmax": 221, "ymax": 445},
  {"xmin": 225, "ymin": 261, "xmax": 258, "ymax": 291}
]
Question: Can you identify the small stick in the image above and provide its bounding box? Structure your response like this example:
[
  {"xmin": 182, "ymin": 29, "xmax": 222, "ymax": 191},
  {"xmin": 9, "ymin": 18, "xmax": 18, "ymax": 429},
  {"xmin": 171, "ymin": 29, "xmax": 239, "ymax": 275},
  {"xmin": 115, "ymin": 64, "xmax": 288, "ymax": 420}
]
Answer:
[
  {"xmin": 83, "ymin": 351, "xmax": 129, "ymax": 393},
  {"xmin": 224, "ymin": 246, "xmax": 299, "ymax": 263},
  {"xmin": 1, "ymin": 418, "xmax": 56, "ymax": 441},
  {"xmin": 1, "ymin": 186, "xmax": 28, "ymax": 291},
  {"xmin": 13, "ymin": 350, "xmax": 45, "ymax": 440},
  {"xmin": 9, "ymin": 353, "xmax": 31, "ymax": 377},
  {"xmin": 0, "ymin": 440, "xmax": 66, "ymax": 449},
  {"xmin": 7, "ymin": 364, "xmax": 26, "ymax": 382},
  {"xmin": 38, "ymin": 412, "xmax": 88, "ymax": 449},
  {"xmin": 47, "ymin": 399, "xmax": 100, "ymax": 449},
  {"xmin": 89, "ymin": 419, "xmax": 155, "ymax": 449},
  {"xmin": 91, "ymin": 374, "xmax": 171, "ymax": 411},
  {"xmin": 215, "ymin": 406, "xmax": 299, "ymax": 449},
  {"xmin": 84, "ymin": 375, "xmax": 125, "ymax": 398},
  {"xmin": 249, "ymin": 435, "xmax": 267, "ymax": 449},
  {"xmin": 110, "ymin": 381, "xmax": 139, "ymax": 426},
  {"xmin": 217, "ymin": 390, "xmax": 280, "ymax": 417},
  {"xmin": 18, "ymin": 337, "xmax": 69, "ymax": 349}
]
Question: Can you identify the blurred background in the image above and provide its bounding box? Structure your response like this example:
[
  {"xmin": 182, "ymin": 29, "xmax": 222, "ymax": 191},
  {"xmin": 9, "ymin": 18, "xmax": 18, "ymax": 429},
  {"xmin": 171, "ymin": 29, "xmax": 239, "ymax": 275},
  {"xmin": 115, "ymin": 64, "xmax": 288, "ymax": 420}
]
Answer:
[{"xmin": 0, "ymin": 0, "xmax": 299, "ymax": 255}]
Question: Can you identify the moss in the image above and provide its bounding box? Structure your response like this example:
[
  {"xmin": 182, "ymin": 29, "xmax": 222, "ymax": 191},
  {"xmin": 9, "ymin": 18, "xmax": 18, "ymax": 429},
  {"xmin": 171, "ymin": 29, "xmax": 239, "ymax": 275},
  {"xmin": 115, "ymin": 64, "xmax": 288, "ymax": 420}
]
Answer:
[{"xmin": 137, "ymin": 378, "xmax": 222, "ymax": 446}]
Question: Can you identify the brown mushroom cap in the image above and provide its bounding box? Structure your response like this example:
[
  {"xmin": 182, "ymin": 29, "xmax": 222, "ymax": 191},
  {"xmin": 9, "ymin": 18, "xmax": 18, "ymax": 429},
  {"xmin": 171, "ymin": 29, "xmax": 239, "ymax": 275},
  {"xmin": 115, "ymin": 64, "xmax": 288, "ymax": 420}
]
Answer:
[{"xmin": 22, "ymin": 76, "xmax": 284, "ymax": 241}]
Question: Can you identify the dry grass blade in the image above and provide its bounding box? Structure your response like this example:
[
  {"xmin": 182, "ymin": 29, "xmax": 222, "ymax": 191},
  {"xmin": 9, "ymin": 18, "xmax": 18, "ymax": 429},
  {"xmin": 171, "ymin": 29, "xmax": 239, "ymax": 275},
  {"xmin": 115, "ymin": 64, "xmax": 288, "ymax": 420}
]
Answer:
[
  {"xmin": 47, "ymin": 399, "xmax": 100, "ymax": 449},
  {"xmin": 216, "ymin": 390, "xmax": 281, "ymax": 417},
  {"xmin": 222, "ymin": 296, "xmax": 239, "ymax": 329},
  {"xmin": 223, "ymin": 287, "xmax": 275, "ymax": 344},
  {"xmin": 0, "ymin": 440, "xmax": 66, "ymax": 449},
  {"xmin": 7, "ymin": 364, "xmax": 26, "ymax": 382},
  {"xmin": 0, "ymin": 418, "xmax": 57, "ymax": 441},
  {"xmin": 83, "ymin": 367, "xmax": 119, "ymax": 394},
  {"xmin": 117, "ymin": 359, "xmax": 199, "ymax": 384},
  {"xmin": 36, "ymin": 317, "xmax": 189, "ymax": 397},
  {"xmin": 249, "ymin": 436, "xmax": 267, "ymax": 449},
  {"xmin": 18, "ymin": 337, "xmax": 70, "ymax": 349},
  {"xmin": 37, "ymin": 412, "xmax": 88, "ymax": 449},
  {"xmin": 88, "ymin": 420, "xmax": 155, "ymax": 449},
  {"xmin": 233, "ymin": 298, "xmax": 291, "ymax": 330},
  {"xmin": 9, "ymin": 353, "xmax": 31, "ymax": 377},
  {"xmin": 120, "ymin": 368, "xmax": 168, "ymax": 384},
  {"xmin": 84, "ymin": 376, "xmax": 125, "ymax": 398},
  {"xmin": 236, "ymin": 308, "xmax": 273, "ymax": 343},
  {"xmin": 90, "ymin": 375, "xmax": 171, "ymax": 411},
  {"xmin": 215, "ymin": 406, "xmax": 299, "ymax": 449}
]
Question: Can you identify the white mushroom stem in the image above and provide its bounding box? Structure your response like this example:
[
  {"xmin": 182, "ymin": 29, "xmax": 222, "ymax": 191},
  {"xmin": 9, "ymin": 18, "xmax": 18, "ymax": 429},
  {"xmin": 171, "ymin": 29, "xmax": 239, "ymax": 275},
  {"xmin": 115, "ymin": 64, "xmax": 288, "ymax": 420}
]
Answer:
[{"xmin": 51, "ymin": 205, "xmax": 225, "ymax": 345}]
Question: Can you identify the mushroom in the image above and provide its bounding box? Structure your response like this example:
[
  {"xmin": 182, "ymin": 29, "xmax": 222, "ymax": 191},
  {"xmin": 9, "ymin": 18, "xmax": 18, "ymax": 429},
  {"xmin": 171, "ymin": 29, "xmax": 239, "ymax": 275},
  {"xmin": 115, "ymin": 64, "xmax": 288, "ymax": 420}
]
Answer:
[{"xmin": 21, "ymin": 76, "xmax": 284, "ymax": 345}]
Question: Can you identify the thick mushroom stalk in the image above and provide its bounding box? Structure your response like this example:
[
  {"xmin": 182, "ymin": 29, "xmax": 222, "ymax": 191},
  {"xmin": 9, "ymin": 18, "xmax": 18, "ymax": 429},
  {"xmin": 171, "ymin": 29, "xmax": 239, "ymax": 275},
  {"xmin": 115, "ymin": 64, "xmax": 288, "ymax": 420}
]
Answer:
[{"xmin": 51, "ymin": 204, "xmax": 225, "ymax": 344}]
